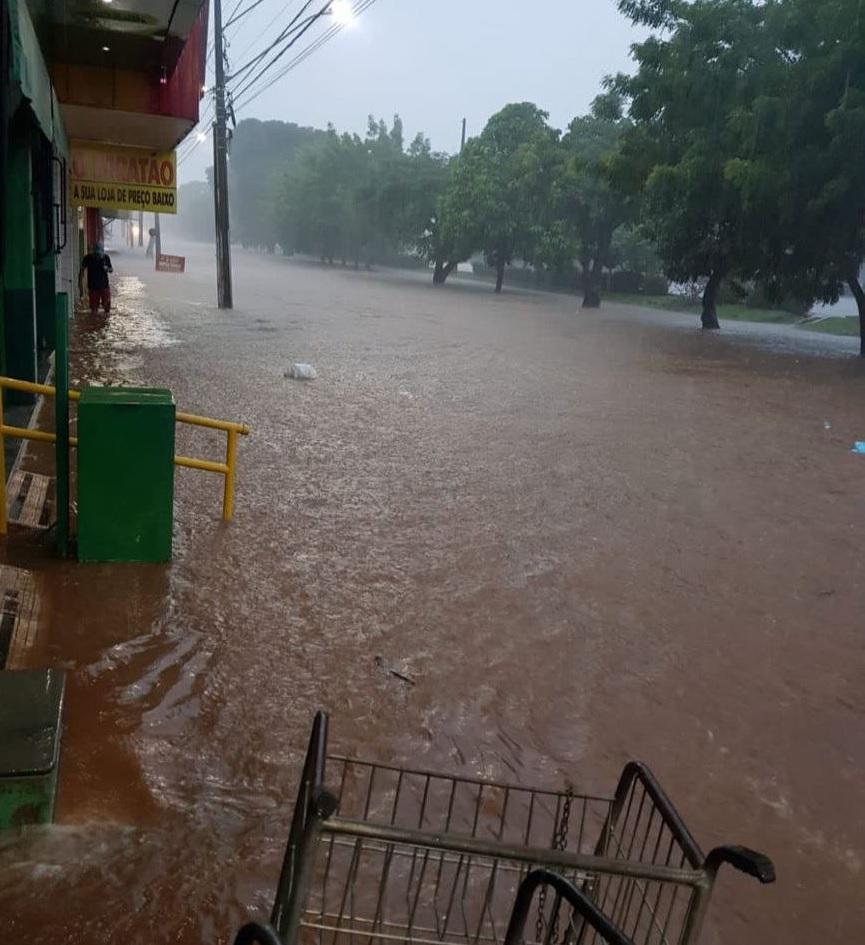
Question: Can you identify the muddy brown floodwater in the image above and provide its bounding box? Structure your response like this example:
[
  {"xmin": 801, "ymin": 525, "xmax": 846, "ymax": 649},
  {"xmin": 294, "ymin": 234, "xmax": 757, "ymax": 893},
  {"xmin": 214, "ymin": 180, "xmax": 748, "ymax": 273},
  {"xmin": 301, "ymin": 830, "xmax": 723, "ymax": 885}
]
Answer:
[{"xmin": 1, "ymin": 244, "xmax": 864, "ymax": 944}]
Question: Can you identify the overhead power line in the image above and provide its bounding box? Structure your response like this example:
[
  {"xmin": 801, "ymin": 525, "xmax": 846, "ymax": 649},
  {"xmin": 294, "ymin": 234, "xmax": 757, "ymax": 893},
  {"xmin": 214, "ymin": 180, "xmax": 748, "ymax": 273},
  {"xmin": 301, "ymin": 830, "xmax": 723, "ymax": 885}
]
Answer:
[
  {"xmin": 180, "ymin": 0, "xmax": 381, "ymax": 168},
  {"xmin": 208, "ymin": 0, "xmax": 261, "ymax": 63},
  {"xmin": 224, "ymin": 0, "xmax": 247, "ymax": 25},
  {"xmin": 177, "ymin": 93, "xmax": 217, "ymax": 167},
  {"xmin": 228, "ymin": 0, "xmax": 300, "ymax": 65},
  {"xmin": 234, "ymin": 0, "xmax": 381, "ymax": 112},
  {"xmin": 229, "ymin": 0, "xmax": 329, "ymax": 103},
  {"xmin": 232, "ymin": 0, "xmax": 380, "ymax": 113},
  {"xmin": 177, "ymin": 123, "xmax": 214, "ymax": 167},
  {"xmin": 227, "ymin": 0, "xmax": 317, "ymax": 85},
  {"xmin": 223, "ymin": 0, "xmax": 272, "ymax": 29}
]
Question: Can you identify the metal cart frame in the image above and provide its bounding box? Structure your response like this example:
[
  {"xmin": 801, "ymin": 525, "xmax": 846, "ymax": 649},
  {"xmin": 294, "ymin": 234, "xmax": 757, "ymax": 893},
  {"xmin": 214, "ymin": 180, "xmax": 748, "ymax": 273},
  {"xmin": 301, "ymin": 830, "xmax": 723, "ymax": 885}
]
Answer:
[
  {"xmin": 263, "ymin": 713, "xmax": 774, "ymax": 945},
  {"xmin": 238, "ymin": 870, "xmax": 640, "ymax": 945},
  {"xmin": 505, "ymin": 869, "xmax": 640, "ymax": 945}
]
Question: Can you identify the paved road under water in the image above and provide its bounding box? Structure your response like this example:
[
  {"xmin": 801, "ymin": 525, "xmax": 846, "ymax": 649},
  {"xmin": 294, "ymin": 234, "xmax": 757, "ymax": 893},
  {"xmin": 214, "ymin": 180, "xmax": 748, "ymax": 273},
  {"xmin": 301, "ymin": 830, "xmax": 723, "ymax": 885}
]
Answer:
[{"xmin": 2, "ymin": 244, "xmax": 864, "ymax": 944}]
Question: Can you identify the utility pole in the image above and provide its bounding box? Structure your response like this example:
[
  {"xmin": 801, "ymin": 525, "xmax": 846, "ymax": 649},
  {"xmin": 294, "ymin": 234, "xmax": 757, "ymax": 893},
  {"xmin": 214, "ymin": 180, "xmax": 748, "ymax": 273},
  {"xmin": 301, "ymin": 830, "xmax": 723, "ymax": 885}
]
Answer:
[
  {"xmin": 212, "ymin": 0, "xmax": 233, "ymax": 309},
  {"xmin": 460, "ymin": 118, "xmax": 467, "ymax": 153}
]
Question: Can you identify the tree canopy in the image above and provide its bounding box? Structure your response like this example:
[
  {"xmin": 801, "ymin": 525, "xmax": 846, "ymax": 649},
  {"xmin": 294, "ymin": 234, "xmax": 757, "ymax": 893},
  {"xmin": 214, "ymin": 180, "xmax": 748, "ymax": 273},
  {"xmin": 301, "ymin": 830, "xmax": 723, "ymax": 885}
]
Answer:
[
  {"xmin": 615, "ymin": 0, "xmax": 865, "ymax": 351},
  {"xmin": 274, "ymin": 116, "xmax": 449, "ymax": 267},
  {"xmin": 229, "ymin": 118, "xmax": 324, "ymax": 251},
  {"xmin": 431, "ymin": 101, "xmax": 633, "ymax": 297},
  {"xmin": 206, "ymin": 1, "xmax": 865, "ymax": 354},
  {"xmin": 217, "ymin": 108, "xmax": 648, "ymax": 303},
  {"xmin": 733, "ymin": 0, "xmax": 865, "ymax": 353},
  {"xmin": 539, "ymin": 92, "xmax": 631, "ymax": 306},
  {"xmin": 611, "ymin": 0, "xmax": 781, "ymax": 327}
]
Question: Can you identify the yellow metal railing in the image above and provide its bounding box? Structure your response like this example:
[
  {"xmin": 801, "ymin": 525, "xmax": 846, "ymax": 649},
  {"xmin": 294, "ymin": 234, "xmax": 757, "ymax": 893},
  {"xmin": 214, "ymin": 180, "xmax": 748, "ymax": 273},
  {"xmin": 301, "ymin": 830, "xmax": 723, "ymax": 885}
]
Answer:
[{"xmin": 0, "ymin": 377, "xmax": 250, "ymax": 534}]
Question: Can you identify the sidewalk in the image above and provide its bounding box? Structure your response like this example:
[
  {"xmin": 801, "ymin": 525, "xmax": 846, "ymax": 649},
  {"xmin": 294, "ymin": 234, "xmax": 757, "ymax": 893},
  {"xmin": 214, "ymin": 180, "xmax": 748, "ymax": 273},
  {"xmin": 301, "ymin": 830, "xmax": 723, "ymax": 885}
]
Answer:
[
  {"xmin": 1, "ymin": 247, "xmax": 222, "ymax": 668},
  {"xmin": 0, "ymin": 261, "xmax": 163, "ymax": 667}
]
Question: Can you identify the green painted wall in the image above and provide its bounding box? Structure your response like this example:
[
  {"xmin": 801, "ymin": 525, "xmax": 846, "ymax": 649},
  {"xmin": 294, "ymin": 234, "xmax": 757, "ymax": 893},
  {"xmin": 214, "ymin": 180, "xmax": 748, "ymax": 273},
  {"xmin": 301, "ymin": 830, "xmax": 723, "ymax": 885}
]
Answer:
[
  {"xmin": 3, "ymin": 120, "xmax": 37, "ymax": 404},
  {"xmin": 35, "ymin": 262, "xmax": 55, "ymax": 352},
  {"xmin": 55, "ymin": 291, "xmax": 70, "ymax": 556}
]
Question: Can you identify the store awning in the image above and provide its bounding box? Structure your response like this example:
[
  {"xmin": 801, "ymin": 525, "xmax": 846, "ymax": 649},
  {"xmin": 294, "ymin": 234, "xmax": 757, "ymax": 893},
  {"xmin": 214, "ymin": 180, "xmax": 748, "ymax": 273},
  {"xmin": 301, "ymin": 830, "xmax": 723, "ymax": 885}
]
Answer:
[
  {"xmin": 26, "ymin": 0, "xmax": 208, "ymax": 152},
  {"xmin": 7, "ymin": 0, "xmax": 68, "ymax": 155}
]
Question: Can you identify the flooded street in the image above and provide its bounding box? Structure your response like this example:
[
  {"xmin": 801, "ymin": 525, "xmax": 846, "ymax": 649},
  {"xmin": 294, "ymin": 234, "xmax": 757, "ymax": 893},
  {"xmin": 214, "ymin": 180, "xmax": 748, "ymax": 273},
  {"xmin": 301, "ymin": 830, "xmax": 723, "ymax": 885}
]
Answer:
[{"xmin": 2, "ymin": 244, "xmax": 865, "ymax": 944}]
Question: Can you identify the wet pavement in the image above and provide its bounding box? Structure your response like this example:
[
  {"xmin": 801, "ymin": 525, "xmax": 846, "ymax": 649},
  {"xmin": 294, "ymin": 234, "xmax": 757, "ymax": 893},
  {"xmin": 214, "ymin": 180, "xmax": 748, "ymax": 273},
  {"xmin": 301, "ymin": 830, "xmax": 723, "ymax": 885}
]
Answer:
[{"xmin": 2, "ymin": 243, "xmax": 864, "ymax": 944}]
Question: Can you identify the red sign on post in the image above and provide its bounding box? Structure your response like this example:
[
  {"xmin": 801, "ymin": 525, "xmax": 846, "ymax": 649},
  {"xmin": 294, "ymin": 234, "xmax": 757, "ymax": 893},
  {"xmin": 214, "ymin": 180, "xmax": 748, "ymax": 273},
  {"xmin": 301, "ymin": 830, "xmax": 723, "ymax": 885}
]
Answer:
[{"xmin": 156, "ymin": 253, "xmax": 186, "ymax": 273}]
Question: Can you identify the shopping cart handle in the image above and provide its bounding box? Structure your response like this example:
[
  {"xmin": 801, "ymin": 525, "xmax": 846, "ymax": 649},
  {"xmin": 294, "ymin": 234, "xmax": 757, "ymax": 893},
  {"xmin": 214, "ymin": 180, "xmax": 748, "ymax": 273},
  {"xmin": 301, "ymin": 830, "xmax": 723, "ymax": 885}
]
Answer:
[{"xmin": 705, "ymin": 846, "xmax": 776, "ymax": 884}]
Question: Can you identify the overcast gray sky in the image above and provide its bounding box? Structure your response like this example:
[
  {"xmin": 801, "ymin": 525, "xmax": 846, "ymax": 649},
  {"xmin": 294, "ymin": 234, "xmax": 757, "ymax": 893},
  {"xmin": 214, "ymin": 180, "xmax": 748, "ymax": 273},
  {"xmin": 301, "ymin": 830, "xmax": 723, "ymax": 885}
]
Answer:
[{"xmin": 179, "ymin": 0, "xmax": 645, "ymax": 181}]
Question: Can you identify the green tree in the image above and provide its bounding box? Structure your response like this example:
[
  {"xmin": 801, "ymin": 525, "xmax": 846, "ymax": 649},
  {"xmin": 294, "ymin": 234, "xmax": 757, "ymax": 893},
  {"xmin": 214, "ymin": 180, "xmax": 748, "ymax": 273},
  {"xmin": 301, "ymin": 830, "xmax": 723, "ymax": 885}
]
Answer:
[
  {"xmin": 424, "ymin": 149, "xmax": 482, "ymax": 285},
  {"xmin": 613, "ymin": 0, "xmax": 778, "ymax": 328},
  {"xmin": 397, "ymin": 134, "xmax": 451, "ymax": 258},
  {"xmin": 435, "ymin": 103, "xmax": 557, "ymax": 292},
  {"xmin": 229, "ymin": 118, "xmax": 324, "ymax": 250},
  {"xmin": 276, "ymin": 128, "xmax": 357, "ymax": 262},
  {"xmin": 353, "ymin": 116, "xmax": 448, "ymax": 264},
  {"xmin": 536, "ymin": 93, "xmax": 632, "ymax": 307},
  {"xmin": 731, "ymin": 0, "xmax": 865, "ymax": 355},
  {"xmin": 609, "ymin": 226, "xmax": 664, "ymax": 284},
  {"xmin": 275, "ymin": 116, "xmax": 448, "ymax": 268}
]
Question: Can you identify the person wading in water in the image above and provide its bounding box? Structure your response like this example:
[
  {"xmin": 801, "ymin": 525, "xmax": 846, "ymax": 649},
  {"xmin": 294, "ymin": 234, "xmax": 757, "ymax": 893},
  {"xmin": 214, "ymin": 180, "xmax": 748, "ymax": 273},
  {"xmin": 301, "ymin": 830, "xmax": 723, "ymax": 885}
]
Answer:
[{"xmin": 80, "ymin": 242, "xmax": 114, "ymax": 314}]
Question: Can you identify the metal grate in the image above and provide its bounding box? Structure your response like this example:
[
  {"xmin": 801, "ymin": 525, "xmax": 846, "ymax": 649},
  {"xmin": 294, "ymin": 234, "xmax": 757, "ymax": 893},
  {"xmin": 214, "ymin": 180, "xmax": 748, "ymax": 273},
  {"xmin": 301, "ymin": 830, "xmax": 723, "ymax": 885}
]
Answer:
[
  {"xmin": 0, "ymin": 565, "xmax": 42, "ymax": 669},
  {"xmin": 6, "ymin": 471, "xmax": 55, "ymax": 529}
]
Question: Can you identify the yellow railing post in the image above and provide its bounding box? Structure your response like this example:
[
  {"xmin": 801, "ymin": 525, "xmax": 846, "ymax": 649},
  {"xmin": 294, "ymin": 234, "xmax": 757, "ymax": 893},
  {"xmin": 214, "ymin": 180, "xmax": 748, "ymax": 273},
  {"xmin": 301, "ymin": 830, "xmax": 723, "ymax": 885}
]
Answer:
[
  {"xmin": 223, "ymin": 428, "xmax": 238, "ymax": 522},
  {"xmin": 0, "ymin": 376, "xmax": 249, "ymax": 527}
]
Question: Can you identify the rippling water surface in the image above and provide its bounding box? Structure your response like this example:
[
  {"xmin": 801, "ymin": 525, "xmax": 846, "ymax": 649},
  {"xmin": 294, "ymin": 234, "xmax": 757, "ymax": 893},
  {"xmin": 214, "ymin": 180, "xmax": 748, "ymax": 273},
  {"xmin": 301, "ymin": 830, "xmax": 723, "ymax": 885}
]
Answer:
[{"xmin": 2, "ymin": 246, "xmax": 864, "ymax": 944}]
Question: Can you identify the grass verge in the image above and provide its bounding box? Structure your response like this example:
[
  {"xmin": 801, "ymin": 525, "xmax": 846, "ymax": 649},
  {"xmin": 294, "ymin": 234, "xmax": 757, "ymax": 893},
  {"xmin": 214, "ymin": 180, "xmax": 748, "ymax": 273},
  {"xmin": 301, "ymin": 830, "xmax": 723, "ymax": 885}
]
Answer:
[
  {"xmin": 799, "ymin": 317, "xmax": 861, "ymax": 337},
  {"xmin": 607, "ymin": 293, "xmax": 799, "ymax": 324}
]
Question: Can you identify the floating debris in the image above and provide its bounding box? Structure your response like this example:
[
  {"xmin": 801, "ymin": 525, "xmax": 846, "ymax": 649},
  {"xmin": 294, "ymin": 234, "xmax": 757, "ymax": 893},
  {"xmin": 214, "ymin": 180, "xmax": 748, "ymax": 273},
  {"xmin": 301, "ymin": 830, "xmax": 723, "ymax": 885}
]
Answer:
[
  {"xmin": 374, "ymin": 655, "xmax": 415, "ymax": 687},
  {"xmin": 286, "ymin": 363, "xmax": 317, "ymax": 380}
]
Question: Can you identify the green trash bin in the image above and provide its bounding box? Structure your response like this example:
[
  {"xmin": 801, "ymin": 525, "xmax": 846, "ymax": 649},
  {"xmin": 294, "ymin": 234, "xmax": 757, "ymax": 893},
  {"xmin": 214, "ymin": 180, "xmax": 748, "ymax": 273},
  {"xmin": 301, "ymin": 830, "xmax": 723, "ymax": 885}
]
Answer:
[
  {"xmin": 0, "ymin": 669, "xmax": 66, "ymax": 829},
  {"xmin": 77, "ymin": 387, "xmax": 175, "ymax": 562}
]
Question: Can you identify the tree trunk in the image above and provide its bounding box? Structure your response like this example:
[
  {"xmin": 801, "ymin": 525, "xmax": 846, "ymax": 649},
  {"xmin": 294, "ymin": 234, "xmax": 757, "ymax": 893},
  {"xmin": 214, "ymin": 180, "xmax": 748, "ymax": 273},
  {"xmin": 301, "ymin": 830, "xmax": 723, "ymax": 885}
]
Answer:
[
  {"xmin": 582, "ymin": 261, "xmax": 601, "ymax": 308},
  {"xmin": 701, "ymin": 270, "xmax": 723, "ymax": 330},
  {"xmin": 848, "ymin": 270, "xmax": 865, "ymax": 358},
  {"xmin": 494, "ymin": 258, "xmax": 505, "ymax": 294},
  {"xmin": 433, "ymin": 259, "xmax": 458, "ymax": 285},
  {"xmin": 582, "ymin": 285, "xmax": 601, "ymax": 308}
]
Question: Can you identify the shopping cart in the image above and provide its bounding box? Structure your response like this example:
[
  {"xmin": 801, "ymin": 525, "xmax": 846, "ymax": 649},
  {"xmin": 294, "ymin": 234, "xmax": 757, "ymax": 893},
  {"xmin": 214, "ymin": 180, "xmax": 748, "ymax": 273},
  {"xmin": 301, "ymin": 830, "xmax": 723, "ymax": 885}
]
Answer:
[
  {"xmin": 237, "ymin": 870, "xmax": 636, "ymax": 945},
  {"xmin": 244, "ymin": 713, "xmax": 775, "ymax": 945},
  {"xmin": 505, "ymin": 868, "xmax": 642, "ymax": 945}
]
